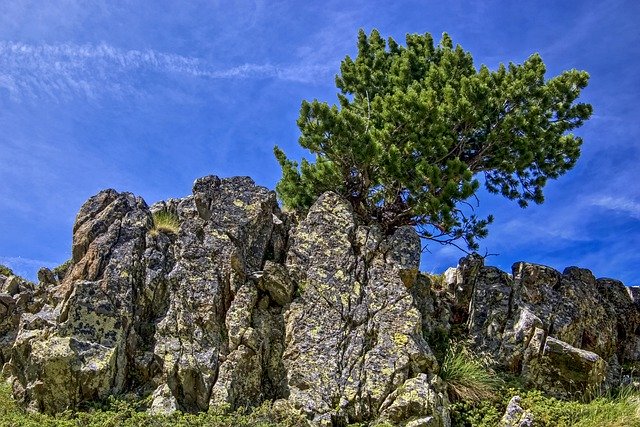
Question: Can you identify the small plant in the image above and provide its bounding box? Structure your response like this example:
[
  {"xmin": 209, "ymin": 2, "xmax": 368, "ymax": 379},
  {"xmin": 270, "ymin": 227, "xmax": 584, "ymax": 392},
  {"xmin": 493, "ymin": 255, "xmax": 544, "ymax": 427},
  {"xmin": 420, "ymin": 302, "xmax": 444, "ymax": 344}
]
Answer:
[
  {"xmin": 439, "ymin": 345, "xmax": 502, "ymax": 403},
  {"xmin": 0, "ymin": 264, "xmax": 14, "ymax": 277},
  {"xmin": 428, "ymin": 272, "xmax": 447, "ymax": 291},
  {"xmin": 150, "ymin": 210, "xmax": 180, "ymax": 236}
]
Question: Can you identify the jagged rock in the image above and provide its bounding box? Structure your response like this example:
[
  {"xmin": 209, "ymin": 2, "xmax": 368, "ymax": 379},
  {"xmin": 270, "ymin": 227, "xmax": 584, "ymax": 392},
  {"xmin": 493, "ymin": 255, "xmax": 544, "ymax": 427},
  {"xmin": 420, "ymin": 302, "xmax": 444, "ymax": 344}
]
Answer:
[
  {"xmin": 500, "ymin": 396, "xmax": 533, "ymax": 427},
  {"xmin": 258, "ymin": 261, "xmax": 294, "ymax": 306},
  {"xmin": 0, "ymin": 292, "xmax": 19, "ymax": 365},
  {"xmin": 283, "ymin": 192, "xmax": 441, "ymax": 425},
  {"xmin": 4, "ymin": 176, "xmax": 640, "ymax": 425},
  {"xmin": 522, "ymin": 328, "xmax": 607, "ymax": 398},
  {"xmin": 457, "ymin": 256, "xmax": 640, "ymax": 377},
  {"xmin": 0, "ymin": 273, "xmax": 47, "ymax": 367},
  {"xmin": 37, "ymin": 268, "xmax": 57, "ymax": 286},
  {"xmin": 3, "ymin": 275, "xmax": 22, "ymax": 296},
  {"xmin": 5, "ymin": 189, "xmax": 151, "ymax": 413},
  {"xmin": 150, "ymin": 176, "xmax": 287, "ymax": 412}
]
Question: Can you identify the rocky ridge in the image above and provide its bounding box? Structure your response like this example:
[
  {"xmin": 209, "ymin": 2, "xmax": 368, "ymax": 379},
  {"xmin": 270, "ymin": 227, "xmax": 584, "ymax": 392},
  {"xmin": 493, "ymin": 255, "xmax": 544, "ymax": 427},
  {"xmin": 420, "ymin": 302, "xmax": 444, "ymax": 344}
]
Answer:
[{"xmin": 1, "ymin": 175, "xmax": 638, "ymax": 426}]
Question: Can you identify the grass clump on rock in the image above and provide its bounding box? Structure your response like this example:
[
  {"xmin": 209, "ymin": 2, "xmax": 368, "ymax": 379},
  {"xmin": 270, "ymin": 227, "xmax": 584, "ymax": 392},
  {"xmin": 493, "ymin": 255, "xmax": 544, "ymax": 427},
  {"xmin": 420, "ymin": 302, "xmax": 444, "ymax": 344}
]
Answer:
[
  {"xmin": 439, "ymin": 345, "xmax": 502, "ymax": 403},
  {"xmin": 149, "ymin": 209, "xmax": 180, "ymax": 236}
]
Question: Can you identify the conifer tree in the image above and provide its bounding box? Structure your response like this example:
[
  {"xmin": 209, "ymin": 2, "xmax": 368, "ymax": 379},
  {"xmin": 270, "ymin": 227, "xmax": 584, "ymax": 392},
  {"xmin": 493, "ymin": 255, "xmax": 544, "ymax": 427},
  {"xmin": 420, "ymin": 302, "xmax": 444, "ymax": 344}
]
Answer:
[{"xmin": 275, "ymin": 29, "xmax": 592, "ymax": 250}]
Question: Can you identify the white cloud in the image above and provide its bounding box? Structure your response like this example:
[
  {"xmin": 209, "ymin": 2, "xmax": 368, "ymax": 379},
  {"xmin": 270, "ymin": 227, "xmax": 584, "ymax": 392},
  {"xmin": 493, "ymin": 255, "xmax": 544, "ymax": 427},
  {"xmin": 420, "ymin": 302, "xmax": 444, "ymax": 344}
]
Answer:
[
  {"xmin": 0, "ymin": 41, "xmax": 333, "ymax": 101},
  {"xmin": 589, "ymin": 195, "xmax": 640, "ymax": 219}
]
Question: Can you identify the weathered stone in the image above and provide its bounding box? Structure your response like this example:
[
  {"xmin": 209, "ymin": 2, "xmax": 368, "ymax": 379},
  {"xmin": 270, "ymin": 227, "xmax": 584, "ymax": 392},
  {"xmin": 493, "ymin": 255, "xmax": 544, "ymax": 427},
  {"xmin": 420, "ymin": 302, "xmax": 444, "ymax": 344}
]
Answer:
[
  {"xmin": 283, "ymin": 192, "xmax": 439, "ymax": 425},
  {"xmin": 4, "ymin": 176, "xmax": 639, "ymax": 426},
  {"xmin": 37, "ymin": 268, "xmax": 57, "ymax": 286},
  {"xmin": 3, "ymin": 275, "xmax": 22, "ymax": 296},
  {"xmin": 6, "ymin": 189, "xmax": 151, "ymax": 413},
  {"xmin": 500, "ymin": 396, "xmax": 533, "ymax": 427},
  {"xmin": 454, "ymin": 255, "xmax": 640, "ymax": 380},
  {"xmin": 258, "ymin": 261, "xmax": 294, "ymax": 306},
  {"xmin": 150, "ymin": 176, "xmax": 286, "ymax": 412},
  {"xmin": 378, "ymin": 374, "xmax": 450, "ymax": 427},
  {"xmin": 522, "ymin": 328, "xmax": 607, "ymax": 399}
]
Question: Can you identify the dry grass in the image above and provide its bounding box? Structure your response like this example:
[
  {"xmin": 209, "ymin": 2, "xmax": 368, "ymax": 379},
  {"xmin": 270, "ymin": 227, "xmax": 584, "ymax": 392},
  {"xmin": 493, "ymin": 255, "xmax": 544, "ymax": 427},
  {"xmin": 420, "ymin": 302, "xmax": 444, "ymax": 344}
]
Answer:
[{"xmin": 149, "ymin": 210, "xmax": 180, "ymax": 236}]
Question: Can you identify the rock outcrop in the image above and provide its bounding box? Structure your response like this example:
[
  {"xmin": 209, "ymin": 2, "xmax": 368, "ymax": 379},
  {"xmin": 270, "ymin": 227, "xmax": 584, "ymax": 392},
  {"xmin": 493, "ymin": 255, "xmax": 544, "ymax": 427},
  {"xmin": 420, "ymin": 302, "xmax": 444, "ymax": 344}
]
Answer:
[
  {"xmin": 442, "ymin": 256, "xmax": 640, "ymax": 398},
  {"xmin": 2, "ymin": 174, "xmax": 639, "ymax": 425},
  {"xmin": 282, "ymin": 192, "xmax": 446, "ymax": 425}
]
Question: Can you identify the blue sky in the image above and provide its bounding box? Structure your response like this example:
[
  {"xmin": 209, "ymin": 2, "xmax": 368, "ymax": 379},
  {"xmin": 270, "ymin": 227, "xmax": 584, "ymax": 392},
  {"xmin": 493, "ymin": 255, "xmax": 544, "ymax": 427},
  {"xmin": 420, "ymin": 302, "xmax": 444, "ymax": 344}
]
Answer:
[{"xmin": 0, "ymin": 0, "xmax": 638, "ymax": 284}]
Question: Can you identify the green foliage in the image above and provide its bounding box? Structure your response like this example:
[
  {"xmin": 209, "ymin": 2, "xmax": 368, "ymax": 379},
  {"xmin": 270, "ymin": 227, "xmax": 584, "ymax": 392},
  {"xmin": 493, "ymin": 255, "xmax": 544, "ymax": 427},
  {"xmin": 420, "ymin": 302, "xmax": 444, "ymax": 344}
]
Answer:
[
  {"xmin": 0, "ymin": 264, "xmax": 14, "ymax": 277},
  {"xmin": 275, "ymin": 29, "xmax": 592, "ymax": 249},
  {"xmin": 150, "ymin": 210, "xmax": 180, "ymax": 236},
  {"xmin": 439, "ymin": 345, "xmax": 502, "ymax": 403},
  {"xmin": 0, "ymin": 382, "xmax": 308, "ymax": 427},
  {"xmin": 52, "ymin": 259, "xmax": 73, "ymax": 281}
]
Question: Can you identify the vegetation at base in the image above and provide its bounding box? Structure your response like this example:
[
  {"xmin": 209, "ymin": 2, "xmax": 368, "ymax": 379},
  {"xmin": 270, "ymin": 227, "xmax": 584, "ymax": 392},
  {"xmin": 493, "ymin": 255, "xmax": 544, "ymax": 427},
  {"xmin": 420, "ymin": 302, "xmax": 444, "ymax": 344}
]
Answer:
[
  {"xmin": 275, "ymin": 29, "xmax": 592, "ymax": 250},
  {"xmin": 0, "ymin": 382, "xmax": 307, "ymax": 427},
  {"xmin": 439, "ymin": 345, "xmax": 502, "ymax": 403},
  {"xmin": 1, "ymin": 377, "xmax": 639, "ymax": 426},
  {"xmin": 450, "ymin": 386, "xmax": 640, "ymax": 427},
  {"xmin": 149, "ymin": 210, "xmax": 180, "ymax": 236},
  {"xmin": 0, "ymin": 264, "xmax": 14, "ymax": 277}
]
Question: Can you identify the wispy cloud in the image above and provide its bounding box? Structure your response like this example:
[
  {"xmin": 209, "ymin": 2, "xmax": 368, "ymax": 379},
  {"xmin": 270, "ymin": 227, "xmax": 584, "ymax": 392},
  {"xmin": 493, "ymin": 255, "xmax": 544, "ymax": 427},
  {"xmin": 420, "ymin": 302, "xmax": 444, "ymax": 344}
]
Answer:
[
  {"xmin": 589, "ymin": 195, "xmax": 640, "ymax": 219},
  {"xmin": 0, "ymin": 41, "xmax": 333, "ymax": 101},
  {"xmin": 0, "ymin": 255, "xmax": 58, "ymax": 281}
]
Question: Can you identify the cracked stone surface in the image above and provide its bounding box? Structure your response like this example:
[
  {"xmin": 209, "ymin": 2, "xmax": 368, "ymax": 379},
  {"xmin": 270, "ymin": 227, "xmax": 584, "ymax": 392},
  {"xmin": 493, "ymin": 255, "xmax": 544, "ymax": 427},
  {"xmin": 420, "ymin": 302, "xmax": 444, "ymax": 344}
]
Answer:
[{"xmin": 283, "ymin": 192, "xmax": 442, "ymax": 425}]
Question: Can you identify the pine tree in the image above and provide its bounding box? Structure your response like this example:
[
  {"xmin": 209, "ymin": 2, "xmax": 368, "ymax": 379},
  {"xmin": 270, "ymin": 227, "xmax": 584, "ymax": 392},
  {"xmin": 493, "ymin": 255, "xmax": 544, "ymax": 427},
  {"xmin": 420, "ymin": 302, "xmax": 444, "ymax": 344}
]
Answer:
[{"xmin": 275, "ymin": 29, "xmax": 592, "ymax": 250}]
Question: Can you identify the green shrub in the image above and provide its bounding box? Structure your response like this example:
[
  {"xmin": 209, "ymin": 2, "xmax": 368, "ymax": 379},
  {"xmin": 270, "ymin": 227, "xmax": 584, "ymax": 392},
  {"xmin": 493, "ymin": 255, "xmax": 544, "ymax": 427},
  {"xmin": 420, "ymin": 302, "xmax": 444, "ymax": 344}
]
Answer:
[
  {"xmin": 150, "ymin": 210, "xmax": 180, "ymax": 236},
  {"xmin": 0, "ymin": 381, "xmax": 309, "ymax": 427},
  {"xmin": 0, "ymin": 264, "xmax": 14, "ymax": 277},
  {"xmin": 439, "ymin": 346, "xmax": 502, "ymax": 403}
]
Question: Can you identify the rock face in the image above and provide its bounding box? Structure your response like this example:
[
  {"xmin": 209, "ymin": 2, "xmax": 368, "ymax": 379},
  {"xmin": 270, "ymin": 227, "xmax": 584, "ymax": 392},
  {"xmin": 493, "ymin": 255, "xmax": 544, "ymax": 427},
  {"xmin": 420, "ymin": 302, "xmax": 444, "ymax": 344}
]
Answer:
[
  {"xmin": 2, "ymin": 174, "xmax": 640, "ymax": 425},
  {"xmin": 282, "ymin": 192, "xmax": 446, "ymax": 425}
]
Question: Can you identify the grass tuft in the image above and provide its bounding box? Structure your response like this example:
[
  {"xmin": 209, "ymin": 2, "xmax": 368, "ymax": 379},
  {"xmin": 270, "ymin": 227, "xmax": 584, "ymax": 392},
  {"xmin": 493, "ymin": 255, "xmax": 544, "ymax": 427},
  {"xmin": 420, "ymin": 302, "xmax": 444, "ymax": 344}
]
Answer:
[
  {"xmin": 149, "ymin": 210, "xmax": 180, "ymax": 236},
  {"xmin": 439, "ymin": 345, "xmax": 501, "ymax": 403}
]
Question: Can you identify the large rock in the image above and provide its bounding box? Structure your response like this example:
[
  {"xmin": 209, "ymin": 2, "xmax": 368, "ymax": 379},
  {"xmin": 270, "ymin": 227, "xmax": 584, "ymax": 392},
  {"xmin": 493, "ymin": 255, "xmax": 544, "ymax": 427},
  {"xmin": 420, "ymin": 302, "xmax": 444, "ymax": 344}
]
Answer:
[
  {"xmin": 5, "ymin": 176, "xmax": 289, "ymax": 414},
  {"xmin": 149, "ymin": 176, "xmax": 287, "ymax": 412},
  {"xmin": 0, "ymin": 273, "xmax": 49, "ymax": 367},
  {"xmin": 5, "ymin": 189, "xmax": 151, "ymax": 413},
  {"xmin": 282, "ymin": 192, "xmax": 443, "ymax": 425},
  {"xmin": 521, "ymin": 328, "xmax": 607, "ymax": 398},
  {"xmin": 456, "ymin": 256, "xmax": 640, "ymax": 377}
]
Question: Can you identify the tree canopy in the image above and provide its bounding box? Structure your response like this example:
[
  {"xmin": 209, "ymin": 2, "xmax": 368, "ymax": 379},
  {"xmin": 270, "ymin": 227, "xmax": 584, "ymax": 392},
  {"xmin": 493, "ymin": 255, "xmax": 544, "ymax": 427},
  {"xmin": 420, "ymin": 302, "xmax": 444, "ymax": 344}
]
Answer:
[{"xmin": 274, "ymin": 29, "xmax": 592, "ymax": 250}]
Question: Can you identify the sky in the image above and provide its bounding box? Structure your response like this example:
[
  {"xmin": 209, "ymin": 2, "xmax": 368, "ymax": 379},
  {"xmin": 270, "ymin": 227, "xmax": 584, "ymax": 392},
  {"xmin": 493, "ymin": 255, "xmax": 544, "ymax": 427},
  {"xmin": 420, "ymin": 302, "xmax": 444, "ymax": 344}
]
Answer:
[{"xmin": 0, "ymin": 0, "xmax": 638, "ymax": 285}]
